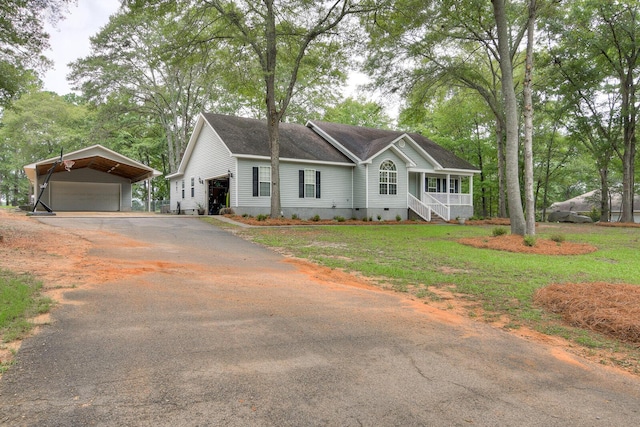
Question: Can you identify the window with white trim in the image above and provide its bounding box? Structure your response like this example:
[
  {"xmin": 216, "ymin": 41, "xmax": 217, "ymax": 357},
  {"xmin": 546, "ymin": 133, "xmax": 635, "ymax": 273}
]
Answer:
[
  {"xmin": 379, "ymin": 160, "xmax": 397, "ymax": 195},
  {"xmin": 181, "ymin": 179, "xmax": 185, "ymax": 199},
  {"xmin": 253, "ymin": 166, "xmax": 271, "ymax": 197},
  {"xmin": 190, "ymin": 177, "xmax": 195, "ymax": 197},
  {"xmin": 304, "ymin": 169, "xmax": 315, "ymax": 198}
]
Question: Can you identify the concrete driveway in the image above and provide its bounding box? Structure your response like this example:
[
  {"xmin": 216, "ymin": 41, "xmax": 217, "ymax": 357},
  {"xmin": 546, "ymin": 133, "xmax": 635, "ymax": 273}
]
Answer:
[{"xmin": 0, "ymin": 216, "xmax": 638, "ymax": 426}]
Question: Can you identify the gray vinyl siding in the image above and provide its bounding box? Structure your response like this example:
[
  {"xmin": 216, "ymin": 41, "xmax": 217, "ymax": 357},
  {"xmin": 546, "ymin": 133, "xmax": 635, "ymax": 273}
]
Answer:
[
  {"xmin": 367, "ymin": 151, "xmax": 407, "ymax": 209},
  {"xmin": 236, "ymin": 159, "xmax": 272, "ymax": 208},
  {"xmin": 236, "ymin": 159, "xmax": 353, "ymax": 210},
  {"xmin": 398, "ymin": 140, "xmax": 436, "ymax": 171},
  {"xmin": 180, "ymin": 123, "xmax": 234, "ymax": 211},
  {"xmin": 352, "ymin": 164, "xmax": 367, "ymax": 208},
  {"xmin": 280, "ymin": 162, "xmax": 352, "ymax": 208}
]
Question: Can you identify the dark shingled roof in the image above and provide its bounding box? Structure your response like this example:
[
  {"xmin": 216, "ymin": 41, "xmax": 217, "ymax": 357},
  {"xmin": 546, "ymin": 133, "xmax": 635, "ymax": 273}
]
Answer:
[
  {"xmin": 310, "ymin": 121, "xmax": 478, "ymax": 170},
  {"xmin": 202, "ymin": 113, "xmax": 352, "ymax": 164}
]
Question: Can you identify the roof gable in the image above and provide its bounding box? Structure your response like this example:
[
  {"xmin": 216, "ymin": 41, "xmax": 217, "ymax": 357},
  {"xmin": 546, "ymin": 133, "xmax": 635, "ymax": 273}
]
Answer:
[
  {"xmin": 24, "ymin": 144, "xmax": 162, "ymax": 183},
  {"xmin": 202, "ymin": 113, "xmax": 352, "ymax": 164},
  {"xmin": 307, "ymin": 121, "xmax": 478, "ymax": 171}
]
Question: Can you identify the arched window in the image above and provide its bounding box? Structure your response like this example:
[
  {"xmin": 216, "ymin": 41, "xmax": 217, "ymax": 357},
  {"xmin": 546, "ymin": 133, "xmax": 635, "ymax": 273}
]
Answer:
[{"xmin": 379, "ymin": 160, "xmax": 397, "ymax": 195}]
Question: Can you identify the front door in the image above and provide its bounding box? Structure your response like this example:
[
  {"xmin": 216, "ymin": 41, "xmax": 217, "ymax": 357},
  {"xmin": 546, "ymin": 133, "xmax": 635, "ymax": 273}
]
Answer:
[{"xmin": 208, "ymin": 179, "xmax": 229, "ymax": 215}]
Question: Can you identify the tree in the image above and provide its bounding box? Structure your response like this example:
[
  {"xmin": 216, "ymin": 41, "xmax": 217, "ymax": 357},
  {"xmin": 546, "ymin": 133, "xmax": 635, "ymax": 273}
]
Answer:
[
  {"xmin": 69, "ymin": 3, "xmax": 236, "ymax": 172},
  {"xmin": 322, "ymin": 97, "xmax": 393, "ymax": 128},
  {"xmin": 544, "ymin": 0, "xmax": 637, "ymax": 222},
  {"xmin": 191, "ymin": 0, "xmax": 371, "ymax": 217},
  {"xmin": 0, "ymin": 90, "xmax": 91, "ymax": 205},
  {"xmin": 550, "ymin": 0, "xmax": 639, "ymax": 222},
  {"xmin": 0, "ymin": 0, "xmax": 73, "ymax": 107}
]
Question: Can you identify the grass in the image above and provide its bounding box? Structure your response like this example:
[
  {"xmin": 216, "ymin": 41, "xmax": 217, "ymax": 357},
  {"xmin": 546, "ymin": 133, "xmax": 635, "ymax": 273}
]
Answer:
[
  {"xmin": 222, "ymin": 221, "xmax": 640, "ymax": 370},
  {"xmin": 0, "ymin": 269, "xmax": 52, "ymax": 343}
]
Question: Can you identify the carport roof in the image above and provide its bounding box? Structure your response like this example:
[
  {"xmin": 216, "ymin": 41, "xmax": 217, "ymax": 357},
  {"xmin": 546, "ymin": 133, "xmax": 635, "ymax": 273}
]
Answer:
[{"xmin": 24, "ymin": 145, "xmax": 163, "ymax": 183}]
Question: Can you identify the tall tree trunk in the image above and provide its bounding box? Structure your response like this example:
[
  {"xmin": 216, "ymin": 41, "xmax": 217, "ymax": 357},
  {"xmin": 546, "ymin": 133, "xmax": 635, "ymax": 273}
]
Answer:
[
  {"xmin": 523, "ymin": 0, "xmax": 536, "ymax": 235},
  {"xmin": 496, "ymin": 120, "xmax": 507, "ymax": 218},
  {"xmin": 492, "ymin": 0, "xmax": 526, "ymax": 234},
  {"xmin": 620, "ymin": 70, "xmax": 636, "ymax": 222},
  {"xmin": 599, "ymin": 168, "xmax": 610, "ymax": 222},
  {"xmin": 264, "ymin": 0, "xmax": 282, "ymax": 218}
]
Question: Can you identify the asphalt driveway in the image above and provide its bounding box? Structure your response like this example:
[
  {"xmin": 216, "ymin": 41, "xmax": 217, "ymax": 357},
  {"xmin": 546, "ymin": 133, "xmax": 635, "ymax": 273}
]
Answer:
[{"xmin": 0, "ymin": 216, "xmax": 638, "ymax": 426}]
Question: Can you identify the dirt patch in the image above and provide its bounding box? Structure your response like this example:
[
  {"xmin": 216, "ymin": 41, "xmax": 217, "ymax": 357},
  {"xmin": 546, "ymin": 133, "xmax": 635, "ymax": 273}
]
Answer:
[
  {"xmin": 534, "ymin": 283, "xmax": 640, "ymax": 345},
  {"xmin": 458, "ymin": 234, "xmax": 597, "ymax": 255},
  {"xmin": 1, "ymin": 209, "xmax": 638, "ymax": 377}
]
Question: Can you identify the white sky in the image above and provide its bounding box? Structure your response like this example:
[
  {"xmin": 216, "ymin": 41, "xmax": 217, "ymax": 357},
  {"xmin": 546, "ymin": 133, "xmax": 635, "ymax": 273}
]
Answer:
[{"xmin": 42, "ymin": 0, "xmax": 121, "ymax": 95}]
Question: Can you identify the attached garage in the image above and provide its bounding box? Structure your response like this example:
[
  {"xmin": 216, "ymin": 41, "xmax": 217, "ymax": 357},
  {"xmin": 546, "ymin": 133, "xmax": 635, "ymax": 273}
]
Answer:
[{"xmin": 24, "ymin": 145, "xmax": 162, "ymax": 213}]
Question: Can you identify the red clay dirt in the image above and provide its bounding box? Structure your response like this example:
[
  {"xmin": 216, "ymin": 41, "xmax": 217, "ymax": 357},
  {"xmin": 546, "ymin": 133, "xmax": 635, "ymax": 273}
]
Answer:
[{"xmin": 0, "ymin": 209, "xmax": 637, "ymax": 377}]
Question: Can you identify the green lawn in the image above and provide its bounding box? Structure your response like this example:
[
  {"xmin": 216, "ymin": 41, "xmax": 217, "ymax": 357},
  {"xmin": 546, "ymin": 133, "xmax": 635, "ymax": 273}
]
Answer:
[
  {"xmin": 0, "ymin": 269, "xmax": 51, "ymax": 343},
  {"xmin": 217, "ymin": 220, "xmax": 640, "ymax": 370}
]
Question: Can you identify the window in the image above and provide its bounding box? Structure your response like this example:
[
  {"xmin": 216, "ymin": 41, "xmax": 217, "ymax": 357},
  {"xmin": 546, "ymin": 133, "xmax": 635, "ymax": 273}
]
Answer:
[
  {"xmin": 190, "ymin": 177, "xmax": 195, "ymax": 197},
  {"xmin": 253, "ymin": 166, "xmax": 271, "ymax": 197},
  {"xmin": 181, "ymin": 179, "xmax": 185, "ymax": 199},
  {"xmin": 449, "ymin": 178, "xmax": 459, "ymax": 194},
  {"xmin": 299, "ymin": 169, "xmax": 321, "ymax": 198},
  {"xmin": 379, "ymin": 160, "xmax": 397, "ymax": 195},
  {"xmin": 427, "ymin": 177, "xmax": 437, "ymax": 193},
  {"xmin": 426, "ymin": 177, "xmax": 446, "ymax": 193}
]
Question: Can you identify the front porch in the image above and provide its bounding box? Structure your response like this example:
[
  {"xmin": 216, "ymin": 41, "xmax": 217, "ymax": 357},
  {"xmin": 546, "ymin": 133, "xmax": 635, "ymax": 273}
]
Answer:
[{"xmin": 407, "ymin": 172, "xmax": 474, "ymax": 221}]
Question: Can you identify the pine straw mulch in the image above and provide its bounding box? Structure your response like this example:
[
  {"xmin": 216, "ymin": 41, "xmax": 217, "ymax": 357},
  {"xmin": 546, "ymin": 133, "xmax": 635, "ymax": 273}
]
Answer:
[
  {"xmin": 457, "ymin": 234, "xmax": 598, "ymax": 255},
  {"xmin": 534, "ymin": 283, "xmax": 640, "ymax": 345}
]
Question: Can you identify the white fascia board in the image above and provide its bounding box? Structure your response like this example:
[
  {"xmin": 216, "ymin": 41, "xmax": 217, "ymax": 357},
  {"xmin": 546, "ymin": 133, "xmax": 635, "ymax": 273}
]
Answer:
[
  {"xmin": 173, "ymin": 114, "xmax": 206, "ymax": 175},
  {"xmin": 402, "ymin": 134, "xmax": 445, "ymax": 170},
  {"xmin": 442, "ymin": 168, "xmax": 481, "ymax": 175},
  {"xmin": 166, "ymin": 172, "xmax": 184, "ymax": 179},
  {"xmin": 233, "ymin": 154, "xmax": 355, "ymax": 167},
  {"xmin": 366, "ymin": 141, "xmax": 416, "ymax": 167},
  {"xmin": 24, "ymin": 144, "xmax": 162, "ymax": 178},
  {"xmin": 305, "ymin": 121, "xmax": 361, "ymax": 163}
]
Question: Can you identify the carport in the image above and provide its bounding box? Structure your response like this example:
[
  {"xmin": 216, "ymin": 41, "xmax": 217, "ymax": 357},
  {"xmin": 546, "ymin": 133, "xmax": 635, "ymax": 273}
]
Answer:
[{"xmin": 24, "ymin": 145, "xmax": 162, "ymax": 212}]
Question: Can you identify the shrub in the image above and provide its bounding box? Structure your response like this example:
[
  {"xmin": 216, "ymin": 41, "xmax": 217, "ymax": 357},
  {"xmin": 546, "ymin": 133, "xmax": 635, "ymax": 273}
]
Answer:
[
  {"xmin": 256, "ymin": 214, "xmax": 268, "ymax": 221},
  {"xmin": 291, "ymin": 214, "xmax": 299, "ymax": 220},
  {"xmin": 396, "ymin": 215, "xmax": 402, "ymax": 222},
  {"xmin": 377, "ymin": 215, "xmax": 382, "ymax": 221},
  {"xmin": 550, "ymin": 234, "xmax": 565, "ymax": 244},
  {"xmin": 334, "ymin": 216, "xmax": 346, "ymax": 222},
  {"xmin": 219, "ymin": 207, "xmax": 235, "ymax": 215},
  {"xmin": 588, "ymin": 207, "xmax": 601, "ymax": 222},
  {"xmin": 311, "ymin": 214, "xmax": 320, "ymax": 222},
  {"xmin": 242, "ymin": 213, "xmax": 249, "ymax": 218},
  {"xmin": 362, "ymin": 216, "xmax": 369, "ymax": 222},
  {"xmin": 523, "ymin": 235, "xmax": 536, "ymax": 247},
  {"xmin": 492, "ymin": 227, "xmax": 508, "ymax": 237}
]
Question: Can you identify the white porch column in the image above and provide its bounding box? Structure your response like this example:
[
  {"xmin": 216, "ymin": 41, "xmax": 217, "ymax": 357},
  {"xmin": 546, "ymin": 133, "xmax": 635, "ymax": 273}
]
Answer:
[
  {"xmin": 420, "ymin": 172, "xmax": 425, "ymax": 202},
  {"xmin": 469, "ymin": 175, "xmax": 473, "ymax": 206}
]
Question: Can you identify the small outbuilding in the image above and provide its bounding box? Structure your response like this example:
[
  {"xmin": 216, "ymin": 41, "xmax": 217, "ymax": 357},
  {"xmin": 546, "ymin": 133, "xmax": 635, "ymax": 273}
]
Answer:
[{"xmin": 24, "ymin": 145, "xmax": 162, "ymax": 212}]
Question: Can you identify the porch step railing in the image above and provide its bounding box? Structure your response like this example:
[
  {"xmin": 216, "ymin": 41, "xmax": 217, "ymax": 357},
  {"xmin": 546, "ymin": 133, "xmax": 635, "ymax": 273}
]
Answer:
[
  {"xmin": 422, "ymin": 193, "xmax": 450, "ymax": 221},
  {"xmin": 407, "ymin": 193, "xmax": 431, "ymax": 222}
]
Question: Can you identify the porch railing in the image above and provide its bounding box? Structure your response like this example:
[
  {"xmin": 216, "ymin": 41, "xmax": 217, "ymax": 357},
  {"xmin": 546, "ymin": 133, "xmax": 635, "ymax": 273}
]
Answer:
[
  {"xmin": 407, "ymin": 193, "xmax": 431, "ymax": 222},
  {"xmin": 426, "ymin": 192, "xmax": 472, "ymax": 206},
  {"xmin": 422, "ymin": 193, "xmax": 450, "ymax": 221}
]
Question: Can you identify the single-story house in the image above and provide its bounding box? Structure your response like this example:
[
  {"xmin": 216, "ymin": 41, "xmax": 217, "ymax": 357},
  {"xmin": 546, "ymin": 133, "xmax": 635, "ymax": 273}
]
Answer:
[
  {"xmin": 24, "ymin": 145, "xmax": 162, "ymax": 212},
  {"xmin": 549, "ymin": 189, "xmax": 640, "ymax": 222},
  {"xmin": 167, "ymin": 113, "xmax": 479, "ymax": 221}
]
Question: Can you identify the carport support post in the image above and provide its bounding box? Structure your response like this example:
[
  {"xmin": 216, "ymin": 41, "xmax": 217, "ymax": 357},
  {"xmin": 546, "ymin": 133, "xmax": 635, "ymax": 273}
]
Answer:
[{"xmin": 147, "ymin": 178, "xmax": 152, "ymax": 212}]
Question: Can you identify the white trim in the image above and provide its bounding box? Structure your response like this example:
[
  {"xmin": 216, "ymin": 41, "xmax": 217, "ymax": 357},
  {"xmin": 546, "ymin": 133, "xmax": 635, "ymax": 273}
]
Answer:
[
  {"xmin": 233, "ymin": 153, "xmax": 354, "ymax": 167},
  {"xmin": 306, "ymin": 121, "xmax": 361, "ymax": 163},
  {"xmin": 366, "ymin": 136, "xmax": 416, "ymax": 167}
]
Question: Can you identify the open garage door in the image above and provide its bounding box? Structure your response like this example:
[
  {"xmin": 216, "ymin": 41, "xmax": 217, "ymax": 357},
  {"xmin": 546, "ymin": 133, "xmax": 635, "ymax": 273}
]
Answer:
[{"xmin": 50, "ymin": 182, "xmax": 121, "ymax": 211}]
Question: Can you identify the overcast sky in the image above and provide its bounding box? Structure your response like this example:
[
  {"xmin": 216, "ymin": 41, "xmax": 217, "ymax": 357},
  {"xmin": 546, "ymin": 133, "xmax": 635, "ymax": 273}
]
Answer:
[{"xmin": 42, "ymin": 0, "xmax": 121, "ymax": 95}]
